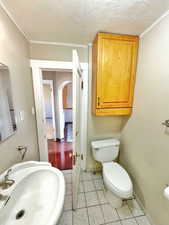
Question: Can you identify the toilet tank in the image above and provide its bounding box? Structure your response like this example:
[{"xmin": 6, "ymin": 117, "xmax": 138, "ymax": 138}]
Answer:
[{"xmin": 91, "ymin": 139, "xmax": 120, "ymax": 163}]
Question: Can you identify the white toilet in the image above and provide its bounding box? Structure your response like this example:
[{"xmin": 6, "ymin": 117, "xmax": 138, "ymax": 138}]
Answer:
[{"xmin": 91, "ymin": 138, "xmax": 133, "ymax": 208}]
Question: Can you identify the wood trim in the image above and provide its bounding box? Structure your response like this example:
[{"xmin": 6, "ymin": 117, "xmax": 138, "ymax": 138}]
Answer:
[
  {"xmin": 63, "ymin": 84, "xmax": 68, "ymax": 109},
  {"xmin": 97, "ymin": 32, "xmax": 139, "ymax": 41},
  {"xmin": 94, "ymin": 107, "xmax": 132, "ymax": 116},
  {"xmin": 63, "ymin": 83, "xmax": 72, "ymax": 109},
  {"xmin": 31, "ymin": 60, "xmax": 88, "ymax": 170}
]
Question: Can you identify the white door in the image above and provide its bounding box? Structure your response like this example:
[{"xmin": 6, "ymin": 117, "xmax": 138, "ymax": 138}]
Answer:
[
  {"xmin": 72, "ymin": 50, "xmax": 83, "ymax": 210},
  {"xmin": 32, "ymin": 67, "xmax": 48, "ymax": 161}
]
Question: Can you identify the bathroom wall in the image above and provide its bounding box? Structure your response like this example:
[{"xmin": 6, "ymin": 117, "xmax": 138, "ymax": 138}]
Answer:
[
  {"xmin": 31, "ymin": 43, "xmax": 124, "ymax": 170},
  {"xmin": 87, "ymin": 47, "xmax": 124, "ymax": 170},
  {"xmin": 30, "ymin": 43, "xmax": 88, "ymax": 62},
  {"xmin": 120, "ymin": 14, "xmax": 169, "ymax": 225},
  {"xmin": 0, "ymin": 6, "xmax": 39, "ymax": 173}
]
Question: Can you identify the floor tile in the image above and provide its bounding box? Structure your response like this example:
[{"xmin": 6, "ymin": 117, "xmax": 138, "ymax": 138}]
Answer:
[
  {"xmin": 73, "ymin": 208, "xmax": 89, "ymax": 225},
  {"xmin": 63, "ymin": 169, "xmax": 72, "ymax": 174},
  {"xmin": 77, "ymin": 193, "xmax": 86, "ymax": 208},
  {"xmin": 127, "ymin": 199, "xmax": 144, "ymax": 217},
  {"xmin": 64, "ymin": 173, "xmax": 72, "ymax": 183},
  {"xmin": 97, "ymin": 190, "xmax": 108, "ymax": 204},
  {"xmin": 59, "ymin": 210, "xmax": 73, "ymax": 225},
  {"xmin": 79, "ymin": 181, "xmax": 84, "ymax": 193},
  {"xmin": 64, "ymin": 195, "xmax": 72, "ymax": 211},
  {"xmin": 92, "ymin": 172, "xmax": 102, "ymax": 180},
  {"xmin": 101, "ymin": 204, "xmax": 119, "ymax": 223},
  {"xmin": 88, "ymin": 205, "xmax": 105, "ymax": 225},
  {"xmin": 135, "ymin": 216, "xmax": 151, "ymax": 225},
  {"xmin": 116, "ymin": 204, "xmax": 133, "ymax": 220},
  {"xmin": 106, "ymin": 222, "xmax": 121, "ymax": 225},
  {"xmin": 85, "ymin": 191, "xmax": 99, "ymax": 206},
  {"xmin": 84, "ymin": 180, "xmax": 95, "ymax": 192},
  {"xmin": 121, "ymin": 218, "xmax": 137, "ymax": 225},
  {"xmin": 66, "ymin": 183, "xmax": 72, "ymax": 195},
  {"xmin": 81, "ymin": 171, "xmax": 93, "ymax": 181},
  {"xmin": 94, "ymin": 179, "xmax": 104, "ymax": 190}
]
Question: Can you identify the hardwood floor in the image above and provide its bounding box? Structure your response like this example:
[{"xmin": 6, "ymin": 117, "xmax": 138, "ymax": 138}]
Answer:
[{"xmin": 48, "ymin": 140, "xmax": 73, "ymax": 170}]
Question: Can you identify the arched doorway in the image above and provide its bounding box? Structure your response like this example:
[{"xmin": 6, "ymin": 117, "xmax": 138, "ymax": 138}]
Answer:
[
  {"xmin": 57, "ymin": 80, "xmax": 72, "ymax": 141},
  {"xmin": 46, "ymin": 75, "xmax": 73, "ymax": 170}
]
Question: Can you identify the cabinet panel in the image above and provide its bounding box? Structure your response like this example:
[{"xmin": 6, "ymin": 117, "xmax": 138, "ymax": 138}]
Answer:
[{"xmin": 92, "ymin": 33, "xmax": 139, "ymax": 116}]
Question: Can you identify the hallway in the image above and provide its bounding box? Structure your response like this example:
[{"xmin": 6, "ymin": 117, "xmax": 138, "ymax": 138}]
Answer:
[{"xmin": 48, "ymin": 140, "xmax": 73, "ymax": 170}]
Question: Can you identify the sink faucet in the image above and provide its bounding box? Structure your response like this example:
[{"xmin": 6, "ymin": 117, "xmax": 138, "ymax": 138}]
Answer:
[{"xmin": 0, "ymin": 169, "xmax": 15, "ymax": 190}]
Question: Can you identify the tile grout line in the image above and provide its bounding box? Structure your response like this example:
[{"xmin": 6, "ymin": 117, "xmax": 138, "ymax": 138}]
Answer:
[
  {"xmin": 126, "ymin": 199, "xmax": 145, "ymax": 225},
  {"xmin": 64, "ymin": 172, "xmax": 149, "ymax": 225},
  {"xmin": 83, "ymin": 179, "xmax": 91, "ymax": 225},
  {"xmin": 125, "ymin": 200, "xmax": 139, "ymax": 225},
  {"xmin": 95, "ymin": 185, "xmax": 106, "ymax": 224}
]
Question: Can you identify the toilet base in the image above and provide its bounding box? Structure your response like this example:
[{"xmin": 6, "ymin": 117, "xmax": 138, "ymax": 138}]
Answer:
[{"xmin": 105, "ymin": 190, "xmax": 123, "ymax": 208}]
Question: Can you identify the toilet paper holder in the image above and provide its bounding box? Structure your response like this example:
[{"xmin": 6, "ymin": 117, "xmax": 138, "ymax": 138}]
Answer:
[
  {"xmin": 164, "ymin": 185, "xmax": 169, "ymax": 200},
  {"xmin": 162, "ymin": 120, "xmax": 169, "ymax": 127}
]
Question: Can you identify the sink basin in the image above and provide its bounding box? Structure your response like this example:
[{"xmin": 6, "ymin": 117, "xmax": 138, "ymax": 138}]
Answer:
[{"xmin": 0, "ymin": 162, "xmax": 65, "ymax": 225}]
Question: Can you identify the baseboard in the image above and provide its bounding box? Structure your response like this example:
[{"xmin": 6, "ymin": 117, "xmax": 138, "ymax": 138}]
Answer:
[
  {"xmin": 65, "ymin": 122, "xmax": 72, "ymax": 125},
  {"xmin": 56, "ymin": 138, "xmax": 65, "ymax": 142},
  {"xmin": 134, "ymin": 192, "xmax": 157, "ymax": 225}
]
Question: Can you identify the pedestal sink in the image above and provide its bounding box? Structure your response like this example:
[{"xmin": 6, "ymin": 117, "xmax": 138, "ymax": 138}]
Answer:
[{"xmin": 0, "ymin": 161, "xmax": 65, "ymax": 225}]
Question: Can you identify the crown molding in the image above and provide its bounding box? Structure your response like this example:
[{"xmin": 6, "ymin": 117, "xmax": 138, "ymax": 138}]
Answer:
[
  {"xmin": 140, "ymin": 10, "xmax": 169, "ymax": 38},
  {"xmin": 30, "ymin": 40, "xmax": 88, "ymax": 48},
  {"xmin": 0, "ymin": 0, "xmax": 29, "ymax": 41}
]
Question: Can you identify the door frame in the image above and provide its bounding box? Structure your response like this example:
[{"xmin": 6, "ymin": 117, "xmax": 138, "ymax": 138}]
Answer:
[
  {"xmin": 42, "ymin": 80, "xmax": 56, "ymax": 140},
  {"xmin": 30, "ymin": 60, "xmax": 88, "ymax": 170}
]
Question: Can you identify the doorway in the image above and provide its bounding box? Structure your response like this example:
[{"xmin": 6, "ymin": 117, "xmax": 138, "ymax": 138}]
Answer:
[
  {"xmin": 31, "ymin": 57, "xmax": 88, "ymax": 209},
  {"xmin": 42, "ymin": 70, "xmax": 73, "ymax": 170}
]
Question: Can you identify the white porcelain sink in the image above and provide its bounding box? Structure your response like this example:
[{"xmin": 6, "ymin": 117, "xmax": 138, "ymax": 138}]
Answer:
[{"xmin": 0, "ymin": 161, "xmax": 65, "ymax": 225}]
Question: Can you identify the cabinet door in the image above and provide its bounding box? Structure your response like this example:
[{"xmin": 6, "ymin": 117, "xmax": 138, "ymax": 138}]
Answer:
[{"xmin": 97, "ymin": 34, "xmax": 138, "ymax": 109}]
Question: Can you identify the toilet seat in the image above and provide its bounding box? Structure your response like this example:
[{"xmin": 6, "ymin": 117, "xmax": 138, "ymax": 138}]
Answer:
[{"xmin": 103, "ymin": 162, "xmax": 133, "ymax": 199}]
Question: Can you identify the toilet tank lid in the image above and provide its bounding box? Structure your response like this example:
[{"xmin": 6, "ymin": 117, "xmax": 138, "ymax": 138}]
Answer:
[{"xmin": 91, "ymin": 139, "xmax": 120, "ymax": 149}]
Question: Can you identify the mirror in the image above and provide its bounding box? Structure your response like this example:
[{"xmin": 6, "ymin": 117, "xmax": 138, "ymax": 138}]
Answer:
[{"xmin": 0, "ymin": 63, "xmax": 17, "ymax": 142}]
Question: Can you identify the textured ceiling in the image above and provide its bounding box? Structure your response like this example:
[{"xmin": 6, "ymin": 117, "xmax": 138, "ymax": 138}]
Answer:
[{"xmin": 1, "ymin": 0, "xmax": 169, "ymax": 44}]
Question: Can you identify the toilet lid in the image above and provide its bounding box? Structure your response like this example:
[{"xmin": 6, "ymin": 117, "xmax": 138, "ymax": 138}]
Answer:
[{"xmin": 103, "ymin": 162, "xmax": 132, "ymax": 195}]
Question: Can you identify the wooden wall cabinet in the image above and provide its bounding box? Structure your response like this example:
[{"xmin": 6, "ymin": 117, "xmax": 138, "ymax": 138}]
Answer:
[{"xmin": 92, "ymin": 33, "xmax": 139, "ymax": 116}]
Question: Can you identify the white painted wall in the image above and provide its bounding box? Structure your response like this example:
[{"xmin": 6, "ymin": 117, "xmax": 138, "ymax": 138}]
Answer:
[
  {"xmin": 0, "ymin": 5, "xmax": 39, "ymax": 173},
  {"xmin": 30, "ymin": 44, "xmax": 88, "ymax": 62},
  {"xmin": 42, "ymin": 71, "xmax": 72, "ymax": 139},
  {"xmin": 43, "ymin": 84, "xmax": 52, "ymax": 118},
  {"xmin": 31, "ymin": 44, "xmax": 123, "ymax": 170},
  {"xmin": 64, "ymin": 109, "xmax": 72, "ymax": 122},
  {"xmin": 120, "ymin": 13, "xmax": 169, "ymax": 225}
]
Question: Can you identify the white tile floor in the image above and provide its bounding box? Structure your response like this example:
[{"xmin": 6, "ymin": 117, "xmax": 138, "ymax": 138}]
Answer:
[{"xmin": 59, "ymin": 170, "xmax": 151, "ymax": 225}]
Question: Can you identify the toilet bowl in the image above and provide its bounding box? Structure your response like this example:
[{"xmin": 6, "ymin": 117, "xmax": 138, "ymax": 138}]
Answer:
[
  {"xmin": 103, "ymin": 162, "xmax": 133, "ymax": 208},
  {"xmin": 91, "ymin": 139, "xmax": 133, "ymax": 208}
]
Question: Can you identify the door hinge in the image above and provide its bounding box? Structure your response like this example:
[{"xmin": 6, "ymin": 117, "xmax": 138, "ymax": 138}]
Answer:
[
  {"xmin": 75, "ymin": 153, "xmax": 84, "ymax": 160},
  {"xmin": 97, "ymin": 97, "xmax": 100, "ymax": 106},
  {"xmin": 81, "ymin": 81, "xmax": 84, "ymax": 90}
]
